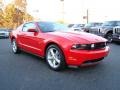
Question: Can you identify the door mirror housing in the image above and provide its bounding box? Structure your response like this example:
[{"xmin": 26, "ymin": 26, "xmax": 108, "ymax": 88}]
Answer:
[{"xmin": 28, "ymin": 29, "xmax": 38, "ymax": 32}]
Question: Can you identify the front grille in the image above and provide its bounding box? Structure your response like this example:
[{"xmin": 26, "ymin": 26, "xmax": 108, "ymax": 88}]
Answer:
[
  {"xmin": 83, "ymin": 57, "xmax": 104, "ymax": 64},
  {"xmin": 115, "ymin": 28, "xmax": 120, "ymax": 34},
  {"xmin": 94, "ymin": 42, "xmax": 106, "ymax": 49},
  {"xmin": 87, "ymin": 42, "xmax": 106, "ymax": 50}
]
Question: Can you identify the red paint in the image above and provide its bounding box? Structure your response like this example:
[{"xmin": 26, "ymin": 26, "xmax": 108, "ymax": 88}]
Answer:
[{"xmin": 10, "ymin": 22, "xmax": 110, "ymax": 66}]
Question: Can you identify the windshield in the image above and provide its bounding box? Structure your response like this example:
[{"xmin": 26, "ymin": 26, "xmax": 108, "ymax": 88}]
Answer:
[
  {"xmin": 73, "ymin": 24, "xmax": 84, "ymax": 28},
  {"xmin": 85, "ymin": 23, "xmax": 102, "ymax": 27},
  {"xmin": 102, "ymin": 21, "xmax": 119, "ymax": 26},
  {"xmin": 0, "ymin": 29, "xmax": 8, "ymax": 32},
  {"xmin": 38, "ymin": 22, "xmax": 69, "ymax": 32}
]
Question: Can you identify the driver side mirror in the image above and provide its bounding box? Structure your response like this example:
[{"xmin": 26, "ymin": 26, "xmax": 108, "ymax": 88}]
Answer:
[{"xmin": 28, "ymin": 29, "xmax": 38, "ymax": 32}]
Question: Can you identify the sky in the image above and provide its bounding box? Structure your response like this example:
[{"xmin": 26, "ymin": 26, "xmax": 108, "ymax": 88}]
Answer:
[{"xmin": 4, "ymin": 0, "xmax": 120, "ymax": 23}]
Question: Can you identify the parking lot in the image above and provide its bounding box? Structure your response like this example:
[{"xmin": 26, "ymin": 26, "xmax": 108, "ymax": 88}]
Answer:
[{"xmin": 0, "ymin": 39, "xmax": 120, "ymax": 90}]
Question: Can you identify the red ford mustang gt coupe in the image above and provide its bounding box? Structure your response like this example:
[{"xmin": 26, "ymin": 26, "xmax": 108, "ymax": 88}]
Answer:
[{"xmin": 10, "ymin": 21, "xmax": 109, "ymax": 71}]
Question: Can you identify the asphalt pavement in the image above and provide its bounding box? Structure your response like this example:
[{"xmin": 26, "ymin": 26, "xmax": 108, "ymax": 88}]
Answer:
[{"xmin": 0, "ymin": 39, "xmax": 120, "ymax": 90}]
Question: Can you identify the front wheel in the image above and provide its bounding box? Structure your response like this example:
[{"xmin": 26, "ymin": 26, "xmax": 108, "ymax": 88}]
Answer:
[
  {"xmin": 106, "ymin": 33, "xmax": 113, "ymax": 43},
  {"xmin": 12, "ymin": 39, "xmax": 21, "ymax": 54},
  {"xmin": 46, "ymin": 45, "xmax": 66, "ymax": 71}
]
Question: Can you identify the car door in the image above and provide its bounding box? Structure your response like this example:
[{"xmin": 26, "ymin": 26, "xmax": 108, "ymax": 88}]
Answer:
[
  {"xmin": 90, "ymin": 23, "xmax": 100, "ymax": 35},
  {"xmin": 18, "ymin": 22, "xmax": 41, "ymax": 54}
]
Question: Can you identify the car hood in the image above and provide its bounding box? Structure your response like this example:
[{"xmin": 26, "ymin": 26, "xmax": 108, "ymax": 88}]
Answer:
[{"xmin": 47, "ymin": 31, "xmax": 107, "ymax": 44}]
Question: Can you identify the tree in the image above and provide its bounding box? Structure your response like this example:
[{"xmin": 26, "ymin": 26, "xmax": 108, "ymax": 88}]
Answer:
[
  {"xmin": 4, "ymin": 4, "xmax": 25, "ymax": 29},
  {"xmin": 0, "ymin": 9, "xmax": 4, "ymax": 27},
  {"xmin": 24, "ymin": 13, "xmax": 33, "ymax": 22},
  {"xmin": 14, "ymin": 0, "xmax": 27, "ymax": 12},
  {"xmin": 0, "ymin": 0, "xmax": 4, "ymax": 27},
  {"xmin": 4, "ymin": 4, "xmax": 15, "ymax": 29},
  {"xmin": 1, "ymin": 1, "xmax": 33, "ymax": 29}
]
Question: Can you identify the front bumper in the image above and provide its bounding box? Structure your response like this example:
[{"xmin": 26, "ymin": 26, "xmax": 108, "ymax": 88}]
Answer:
[
  {"xmin": 66, "ymin": 46, "xmax": 109, "ymax": 66},
  {"xmin": 112, "ymin": 34, "xmax": 120, "ymax": 42}
]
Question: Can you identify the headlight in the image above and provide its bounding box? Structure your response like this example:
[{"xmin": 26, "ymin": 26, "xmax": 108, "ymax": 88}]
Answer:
[
  {"xmin": 71, "ymin": 44, "xmax": 90, "ymax": 50},
  {"xmin": 71, "ymin": 42, "xmax": 106, "ymax": 50}
]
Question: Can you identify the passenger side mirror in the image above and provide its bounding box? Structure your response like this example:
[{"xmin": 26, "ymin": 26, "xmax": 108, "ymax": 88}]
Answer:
[{"xmin": 28, "ymin": 29, "xmax": 37, "ymax": 32}]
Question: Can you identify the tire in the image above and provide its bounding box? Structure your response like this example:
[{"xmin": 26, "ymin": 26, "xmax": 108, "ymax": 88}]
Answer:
[
  {"xmin": 106, "ymin": 33, "xmax": 113, "ymax": 43},
  {"xmin": 12, "ymin": 39, "xmax": 21, "ymax": 54},
  {"xmin": 46, "ymin": 44, "xmax": 66, "ymax": 71}
]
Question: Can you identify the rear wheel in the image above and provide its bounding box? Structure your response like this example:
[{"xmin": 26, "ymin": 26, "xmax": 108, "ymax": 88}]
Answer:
[
  {"xmin": 46, "ymin": 45, "xmax": 66, "ymax": 71},
  {"xmin": 12, "ymin": 39, "xmax": 21, "ymax": 54},
  {"xmin": 106, "ymin": 33, "xmax": 113, "ymax": 43}
]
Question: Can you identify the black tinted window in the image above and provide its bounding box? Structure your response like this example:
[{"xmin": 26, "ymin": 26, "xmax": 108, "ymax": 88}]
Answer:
[
  {"xmin": 102, "ymin": 21, "xmax": 118, "ymax": 26},
  {"xmin": 0, "ymin": 29, "xmax": 8, "ymax": 31},
  {"xmin": 38, "ymin": 22, "xmax": 68, "ymax": 32},
  {"xmin": 116, "ymin": 21, "xmax": 120, "ymax": 26},
  {"xmin": 85, "ymin": 23, "xmax": 102, "ymax": 27}
]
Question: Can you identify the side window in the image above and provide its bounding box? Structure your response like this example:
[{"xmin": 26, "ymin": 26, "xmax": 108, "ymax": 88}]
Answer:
[
  {"xmin": 22, "ymin": 23, "xmax": 36, "ymax": 32},
  {"xmin": 116, "ymin": 22, "xmax": 120, "ymax": 26}
]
